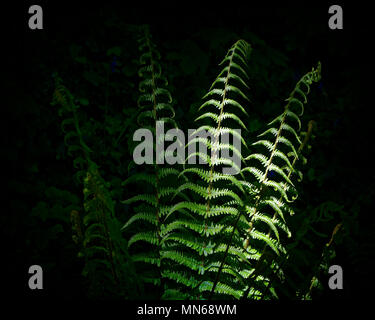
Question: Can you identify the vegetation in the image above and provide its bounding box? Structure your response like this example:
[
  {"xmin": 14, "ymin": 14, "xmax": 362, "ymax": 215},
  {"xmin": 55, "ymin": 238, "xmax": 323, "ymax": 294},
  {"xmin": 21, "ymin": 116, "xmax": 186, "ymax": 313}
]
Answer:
[{"xmin": 10, "ymin": 5, "xmax": 374, "ymax": 300}]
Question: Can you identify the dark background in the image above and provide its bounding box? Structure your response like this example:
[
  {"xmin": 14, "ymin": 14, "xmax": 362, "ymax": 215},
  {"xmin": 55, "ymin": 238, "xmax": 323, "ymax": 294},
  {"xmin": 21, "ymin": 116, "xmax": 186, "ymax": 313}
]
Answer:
[{"xmin": 4, "ymin": 2, "xmax": 375, "ymax": 302}]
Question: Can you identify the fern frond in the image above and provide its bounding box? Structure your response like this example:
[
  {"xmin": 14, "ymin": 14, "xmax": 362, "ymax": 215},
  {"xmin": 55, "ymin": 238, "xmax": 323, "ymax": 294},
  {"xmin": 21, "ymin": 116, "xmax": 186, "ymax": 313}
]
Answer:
[
  {"xmin": 241, "ymin": 62, "xmax": 321, "ymax": 299},
  {"xmin": 165, "ymin": 40, "xmax": 253, "ymax": 299},
  {"xmin": 122, "ymin": 26, "xmax": 186, "ymax": 296}
]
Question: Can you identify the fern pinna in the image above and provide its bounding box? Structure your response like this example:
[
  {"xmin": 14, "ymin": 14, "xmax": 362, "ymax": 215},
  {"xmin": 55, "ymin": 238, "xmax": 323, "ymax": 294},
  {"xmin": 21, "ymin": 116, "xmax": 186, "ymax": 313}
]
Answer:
[
  {"xmin": 52, "ymin": 77, "xmax": 137, "ymax": 298},
  {"xmin": 164, "ymin": 40, "xmax": 253, "ymax": 299},
  {"xmin": 121, "ymin": 26, "xmax": 184, "ymax": 295}
]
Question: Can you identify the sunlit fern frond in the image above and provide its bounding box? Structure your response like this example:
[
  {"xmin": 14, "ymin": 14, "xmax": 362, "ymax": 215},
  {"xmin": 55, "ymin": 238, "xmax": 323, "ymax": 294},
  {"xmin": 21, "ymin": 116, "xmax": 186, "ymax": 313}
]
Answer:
[
  {"xmin": 240, "ymin": 62, "xmax": 321, "ymax": 299},
  {"xmin": 163, "ymin": 40, "xmax": 253, "ymax": 299}
]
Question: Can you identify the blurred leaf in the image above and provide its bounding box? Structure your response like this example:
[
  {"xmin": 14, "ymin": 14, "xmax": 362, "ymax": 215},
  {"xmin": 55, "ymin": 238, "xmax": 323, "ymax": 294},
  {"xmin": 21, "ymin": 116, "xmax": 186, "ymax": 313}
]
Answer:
[
  {"xmin": 47, "ymin": 224, "xmax": 64, "ymax": 239},
  {"xmin": 107, "ymin": 46, "xmax": 122, "ymax": 56},
  {"xmin": 78, "ymin": 98, "xmax": 89, "ymax": 106},
  {"xmin": 83, "ymin": 71, "xmax": 104, "ymax": 86}
]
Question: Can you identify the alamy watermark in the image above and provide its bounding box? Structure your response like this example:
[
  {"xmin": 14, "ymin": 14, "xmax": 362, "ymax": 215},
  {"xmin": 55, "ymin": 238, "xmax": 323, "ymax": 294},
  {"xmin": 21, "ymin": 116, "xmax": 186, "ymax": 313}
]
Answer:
[
  {"xmin": 328, "ymin": 264, "xmax": 343, "ymax": 290},
  {"xmin": 28, "ymin": 5, "xmax": 43, "ymax": 30},
  {"xmin": 28, "ymin": 265, "xmax": 43, "ymax": 290},
  {"xmin": 28, "ymin": 5, "xmax": 343, "ymax": 31},
  {"xmin": 133, "ymin": 121, "xmax": 242, "ymax": 175},
  {"xmin": 328, "ymin": 5, "xmax": 343, "ymax": 30}
]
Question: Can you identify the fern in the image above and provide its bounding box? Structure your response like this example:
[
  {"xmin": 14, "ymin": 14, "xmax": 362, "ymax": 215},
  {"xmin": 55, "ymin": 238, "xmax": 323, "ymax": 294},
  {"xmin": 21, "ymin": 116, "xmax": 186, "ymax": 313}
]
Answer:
[
  {"xmin": 82, "ymin": 162, "xmax": 137, "ymax": 297},
  {"xmin": 162, "ymin": 40, "xmax": 253, "ymax": 299},
  {"xmin": 121, "ymin": 26, "xmax": 184, "ymax": 293},
  {"xmin": 51, "ymin": 31, "xmax": 324, "ymax": 300},
  {"xmin": 51, "ymin": 74, "xmax": 92, "ymax": 182},
  {"xmin": 162, "ymin": 58, "xmax": 321, "ymax": 300},
  {"xmin": 52, "ymin": 77, "xmax": 138, "ymax": 298},
  {"xmin": 240, "ymin": 63, "xmax": 322, "ymax": 299}
]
